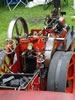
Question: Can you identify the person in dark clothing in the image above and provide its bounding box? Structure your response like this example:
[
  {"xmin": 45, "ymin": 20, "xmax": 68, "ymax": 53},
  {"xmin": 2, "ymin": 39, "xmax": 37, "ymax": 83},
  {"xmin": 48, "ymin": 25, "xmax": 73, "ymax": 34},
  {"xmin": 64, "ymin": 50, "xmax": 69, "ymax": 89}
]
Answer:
[{"xmin": 53, "ymin": 0, "xmax": 60, "ymax": 8}]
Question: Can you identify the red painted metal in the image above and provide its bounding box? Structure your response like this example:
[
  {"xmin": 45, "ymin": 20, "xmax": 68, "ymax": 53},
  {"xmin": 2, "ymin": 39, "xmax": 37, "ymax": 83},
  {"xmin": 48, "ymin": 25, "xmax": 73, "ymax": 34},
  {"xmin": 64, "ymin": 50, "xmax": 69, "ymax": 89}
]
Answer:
[
  {"xmin": 31, "ymin": 29, "xmax": 54, "ymax": 36},
  {"xmin": 33, "ymin": 36, "xmax": 45, "ymax": 52},
  {"xmin": 0, "ymin": 55, "xmax": 11, "ymax": 75},
  {"xmin": 28, "ymin": 75, "xmax": 40, "ymax": 90},
  {"xmin": 66, "ymin": 53, "xmax": 75, "ymax": 94},
  {"xmin": 0, "ymin": 91, "xmax": 75, "ymax": 100},
  {"xmin": 20, "ymin": 29, "xmax": 67, "ymax": 52},
  {"xmin": 0, "ymin": 45, "xmax": 21, "ymax": 74},
  {"xmin": 55, "ymin": 29, "xmax": 67, "ymax": 49},
  {"xmin": 31, "ymin": 29, "xmax": 42, "ymax": 34},
  {"xmin": 59, "ymin": 17, "xmax": 65, "ymax": 24},
  {"xmin": 20, "ymin": 36, "xmax": 45, "ymax": 52},
  {"xmin": 11, "ymin": 45, "xmax": 21, "ymax": 73}
]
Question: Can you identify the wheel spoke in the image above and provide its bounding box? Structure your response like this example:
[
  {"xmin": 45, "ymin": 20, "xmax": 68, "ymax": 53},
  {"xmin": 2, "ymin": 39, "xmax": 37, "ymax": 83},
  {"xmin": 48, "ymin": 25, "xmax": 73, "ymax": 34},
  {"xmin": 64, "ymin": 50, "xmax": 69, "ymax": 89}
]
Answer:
[
  {"xmin": 11, "ymin": 42, "xmax": 16, "ymax": 46},
  {"xmin": 8, "ymin": 17, "xmax": 28, "ymax": 42},
  {"xmin": 67, "ymin": 76, "xmax": 74, "ymax": 80},
  {"xmin": 3, "ymin": 44, "xmax": 7, "ymax": 47},
  {"xmin": 5, "ymin": 48, "xmax": 9, "ymax": 52},
  {"xmin": 8, "ymin": 47, "xmax": 13, "ymax": 52},
  {"xmin": 4, "ymin": 60, "xmax": 9, "ymax": 68},
  {"xmin": 72, "ymin": 56, "xmax": 75, "ymax": 63},
  {"xmin": 66, "ymin": 88, "xmax": 71, "ymax": 93},
  {"xmin": 8, "ymin": 40, "xmax": 10, "ymax": 45},
  {"xmin": 69, "ymin": 62, "xmax": 73, "ymax": 68},
  {"xmin": 73, "ymin": 79, "xmax": 75, "ymax": 93},
  {"xmin": 67, "ymin": 54, "xmax": 75, "ymax": 93},
  {"xmin": 15, "ymin": 23, "xmax": 19, "ymax": 35},
  {"xmin": 19, "ymin": 23, "xmax": 23, "ymax": 35}
]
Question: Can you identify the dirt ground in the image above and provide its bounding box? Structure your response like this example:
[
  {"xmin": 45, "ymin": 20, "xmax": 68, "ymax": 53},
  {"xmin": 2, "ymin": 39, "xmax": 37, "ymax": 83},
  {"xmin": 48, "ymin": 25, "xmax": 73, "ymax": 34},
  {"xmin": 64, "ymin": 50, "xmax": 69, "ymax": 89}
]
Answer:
[{"xmin": 26, "ymin": 17, "xmax": 45, "ymax": 25}]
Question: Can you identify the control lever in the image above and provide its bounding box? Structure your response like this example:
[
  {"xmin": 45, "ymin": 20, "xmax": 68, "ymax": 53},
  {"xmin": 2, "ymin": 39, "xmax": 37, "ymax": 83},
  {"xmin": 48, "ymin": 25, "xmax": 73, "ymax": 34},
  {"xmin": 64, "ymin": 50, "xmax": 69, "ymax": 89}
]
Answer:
[{"xmin": 71, "ymin": 26, "xmax": 74, "ymax": 36}]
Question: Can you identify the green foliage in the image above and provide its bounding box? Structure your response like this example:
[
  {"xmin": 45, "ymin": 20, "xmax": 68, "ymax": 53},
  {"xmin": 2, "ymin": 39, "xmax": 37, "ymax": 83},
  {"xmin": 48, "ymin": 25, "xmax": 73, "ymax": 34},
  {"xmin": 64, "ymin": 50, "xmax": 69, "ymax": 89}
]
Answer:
[{"xmin": 0, "ymin": 0, "xmax": 75, "ymax": 48}]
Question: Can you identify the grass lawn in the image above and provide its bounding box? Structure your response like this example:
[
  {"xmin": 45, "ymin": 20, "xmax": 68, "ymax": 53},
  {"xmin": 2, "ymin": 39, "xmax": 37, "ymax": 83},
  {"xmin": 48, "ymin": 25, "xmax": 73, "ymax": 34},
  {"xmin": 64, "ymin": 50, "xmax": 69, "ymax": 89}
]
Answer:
[{"xmin": 0, "ymin": 0, "xmax": 75, "ymax": 48}]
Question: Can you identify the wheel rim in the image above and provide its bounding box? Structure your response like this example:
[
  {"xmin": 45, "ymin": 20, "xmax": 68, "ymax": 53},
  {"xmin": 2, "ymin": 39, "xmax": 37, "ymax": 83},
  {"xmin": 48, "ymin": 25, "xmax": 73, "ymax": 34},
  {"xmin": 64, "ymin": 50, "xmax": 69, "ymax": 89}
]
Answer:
[
  {"xmin": 8, "ymin": 17, "xmax": 28, "ymax": 42},
  {"xmin": 47, "ymin": 51, "xmax": 65, "ymax": 91},
  {"xmin": 66, "ymin": 53, "xmax": 75, "ymax": 93}
]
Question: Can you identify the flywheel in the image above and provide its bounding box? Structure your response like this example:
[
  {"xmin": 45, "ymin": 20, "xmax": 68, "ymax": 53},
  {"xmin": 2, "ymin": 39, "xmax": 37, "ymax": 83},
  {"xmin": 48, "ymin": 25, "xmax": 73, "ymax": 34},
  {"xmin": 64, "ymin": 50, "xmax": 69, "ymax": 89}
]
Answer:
[
  {"xmin": 47, "ymin": 51, "xmax": 75, "ymax": 94},
  {"xmin": 8, "ymin": 17, "xmax": 28, "ymax": 42}
]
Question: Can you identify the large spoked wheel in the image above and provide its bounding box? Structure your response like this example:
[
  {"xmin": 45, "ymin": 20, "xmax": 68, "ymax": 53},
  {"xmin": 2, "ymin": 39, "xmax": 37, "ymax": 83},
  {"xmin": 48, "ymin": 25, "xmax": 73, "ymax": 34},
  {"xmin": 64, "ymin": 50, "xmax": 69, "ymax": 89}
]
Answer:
[
  {"xmin": 8, "ymin": 17, "xmax": 28, "ymax": 42},
  {"xmin": 47, "ymin": 51, "xmax": 75, "ymax": 94}
]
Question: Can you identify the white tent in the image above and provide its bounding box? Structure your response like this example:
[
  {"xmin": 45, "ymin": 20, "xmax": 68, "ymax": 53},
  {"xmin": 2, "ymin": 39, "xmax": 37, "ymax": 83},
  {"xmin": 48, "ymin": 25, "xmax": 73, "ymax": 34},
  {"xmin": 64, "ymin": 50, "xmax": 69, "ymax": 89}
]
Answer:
[
  {"xmin": 73, "ymin": 0, "xmax": 75, "ymax": 9},
  {"xmin": 26, "ymin": 0, "xmax": 52, "ymax": 8}
]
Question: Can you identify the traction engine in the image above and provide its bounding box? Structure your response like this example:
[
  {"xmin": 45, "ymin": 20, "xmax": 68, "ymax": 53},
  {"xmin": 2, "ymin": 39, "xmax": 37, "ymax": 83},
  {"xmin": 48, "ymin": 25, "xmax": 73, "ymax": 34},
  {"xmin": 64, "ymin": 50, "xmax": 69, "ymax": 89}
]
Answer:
[{"xmin": 0, "ymin": 9, "xmax": 75, "ymax": 94}]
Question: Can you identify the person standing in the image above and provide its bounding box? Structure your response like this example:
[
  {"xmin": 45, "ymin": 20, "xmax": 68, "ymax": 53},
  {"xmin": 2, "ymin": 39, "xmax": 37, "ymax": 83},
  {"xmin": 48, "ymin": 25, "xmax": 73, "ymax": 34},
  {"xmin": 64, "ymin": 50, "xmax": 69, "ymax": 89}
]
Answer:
[{"xmin": 53, "ymin": 0, "xmax": 60, "ymax": 8}]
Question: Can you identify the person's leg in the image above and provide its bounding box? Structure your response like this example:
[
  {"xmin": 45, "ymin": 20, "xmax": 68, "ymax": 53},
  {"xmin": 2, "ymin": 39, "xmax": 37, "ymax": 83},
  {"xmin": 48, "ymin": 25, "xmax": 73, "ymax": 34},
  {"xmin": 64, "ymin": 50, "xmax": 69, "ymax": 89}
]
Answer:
[{"xmin": 3, "ymin": 0, "xmax": 6, "ymax": 5}]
